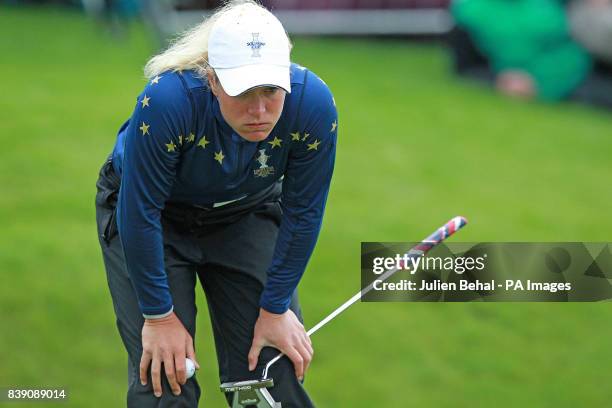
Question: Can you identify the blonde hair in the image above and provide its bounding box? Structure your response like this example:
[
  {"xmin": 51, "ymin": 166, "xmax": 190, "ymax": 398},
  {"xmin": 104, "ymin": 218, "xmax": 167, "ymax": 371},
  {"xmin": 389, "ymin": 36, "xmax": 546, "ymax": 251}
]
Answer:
[{"xmin": 143, "ymin": 0, "xmax": 290, "ymax": 80}]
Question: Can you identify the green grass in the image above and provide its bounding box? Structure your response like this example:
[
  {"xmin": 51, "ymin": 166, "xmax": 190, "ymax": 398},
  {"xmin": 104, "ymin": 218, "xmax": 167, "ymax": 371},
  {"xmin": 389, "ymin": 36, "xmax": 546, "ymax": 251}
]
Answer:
[{"xmin": 1, "ymin": 5, "xmax": 612, "ymax": 407}]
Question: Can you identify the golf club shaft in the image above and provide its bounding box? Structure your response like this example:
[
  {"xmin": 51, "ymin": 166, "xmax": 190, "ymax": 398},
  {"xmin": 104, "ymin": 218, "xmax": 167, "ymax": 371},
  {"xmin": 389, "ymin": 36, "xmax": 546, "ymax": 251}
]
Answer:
[{"xmin": 261, "ymin": 216, "xmax": 468, "ymax": 379}]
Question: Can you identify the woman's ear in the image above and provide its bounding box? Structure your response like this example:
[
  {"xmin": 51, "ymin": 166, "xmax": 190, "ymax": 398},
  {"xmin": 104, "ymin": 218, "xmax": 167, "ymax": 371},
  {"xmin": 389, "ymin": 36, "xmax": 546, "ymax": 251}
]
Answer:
[{"xmin": 207, "ymin": 71, "xmax": 219, "ymax": 96}]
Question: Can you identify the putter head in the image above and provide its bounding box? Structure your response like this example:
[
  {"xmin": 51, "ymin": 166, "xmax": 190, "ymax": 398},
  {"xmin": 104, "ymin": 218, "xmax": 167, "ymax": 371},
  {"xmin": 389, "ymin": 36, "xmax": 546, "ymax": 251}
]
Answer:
[
  {"xmin": 220, "ymin": 378, "xmax": 274, "ymax": 393},
  {"xmin": 220, "ymin": 378, "xmax": 280, "ymax": 407}
]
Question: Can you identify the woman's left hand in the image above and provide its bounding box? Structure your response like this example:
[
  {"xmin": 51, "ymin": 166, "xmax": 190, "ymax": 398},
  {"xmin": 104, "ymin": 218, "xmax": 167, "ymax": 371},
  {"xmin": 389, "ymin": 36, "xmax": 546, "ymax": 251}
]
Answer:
[{"xmin": 248, "ymin": 308, "xmax": 313, "ymax": 381}]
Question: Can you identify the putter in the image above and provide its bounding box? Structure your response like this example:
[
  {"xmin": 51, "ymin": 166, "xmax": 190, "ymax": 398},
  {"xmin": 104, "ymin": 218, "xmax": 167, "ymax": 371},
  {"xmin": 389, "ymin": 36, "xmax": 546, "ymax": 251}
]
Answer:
[
  {"xmin": 220, "ymin": 216, "xmax": 468, "ymax": 407},
  {"xmin": 220, "ymin": 378, "xmax": 280, "ymax": 408}
]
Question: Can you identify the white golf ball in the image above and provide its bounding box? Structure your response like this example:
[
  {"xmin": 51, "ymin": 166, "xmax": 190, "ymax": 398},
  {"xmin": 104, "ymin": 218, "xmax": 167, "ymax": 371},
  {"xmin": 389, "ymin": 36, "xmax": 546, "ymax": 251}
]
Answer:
[{"xmin": 186, "ymin": 358, "xmax": 196, "ymax": 379}]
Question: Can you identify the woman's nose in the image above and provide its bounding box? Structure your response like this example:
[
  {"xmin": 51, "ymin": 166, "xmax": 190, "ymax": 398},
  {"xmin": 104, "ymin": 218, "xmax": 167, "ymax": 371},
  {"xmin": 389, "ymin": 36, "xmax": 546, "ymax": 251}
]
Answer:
[{"xmin": 247, "ymin": 96, "xmax": 266, "ymax": 116}]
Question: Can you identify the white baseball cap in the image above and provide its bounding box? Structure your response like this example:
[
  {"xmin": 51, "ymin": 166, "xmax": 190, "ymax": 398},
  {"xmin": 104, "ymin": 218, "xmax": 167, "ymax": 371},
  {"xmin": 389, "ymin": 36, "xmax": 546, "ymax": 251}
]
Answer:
[{"xmin": 208, "ymin": 3, "xmax": 291, "ymax": 97}]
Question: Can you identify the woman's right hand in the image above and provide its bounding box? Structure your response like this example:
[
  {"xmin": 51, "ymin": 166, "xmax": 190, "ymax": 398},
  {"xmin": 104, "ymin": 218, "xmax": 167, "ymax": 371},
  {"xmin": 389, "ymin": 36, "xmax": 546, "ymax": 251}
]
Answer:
[{"xmin": 139, "ymin": 312, "xmax": 200, "ymax": 397}]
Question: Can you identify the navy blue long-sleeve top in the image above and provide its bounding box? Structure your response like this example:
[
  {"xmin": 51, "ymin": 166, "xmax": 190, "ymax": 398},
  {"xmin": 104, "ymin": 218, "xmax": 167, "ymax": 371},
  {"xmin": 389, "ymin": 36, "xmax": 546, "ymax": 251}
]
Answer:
[{"xmin": 110, "ymin": 64, "xmax": 338, "ymax": 317}]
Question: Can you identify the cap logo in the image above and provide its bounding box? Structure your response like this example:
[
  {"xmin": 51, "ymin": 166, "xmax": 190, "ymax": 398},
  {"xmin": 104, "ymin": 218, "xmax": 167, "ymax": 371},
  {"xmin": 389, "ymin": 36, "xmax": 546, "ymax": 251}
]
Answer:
[{"xmin": 246, "ymin": 33, "xmax": 266, "ymax": 57}]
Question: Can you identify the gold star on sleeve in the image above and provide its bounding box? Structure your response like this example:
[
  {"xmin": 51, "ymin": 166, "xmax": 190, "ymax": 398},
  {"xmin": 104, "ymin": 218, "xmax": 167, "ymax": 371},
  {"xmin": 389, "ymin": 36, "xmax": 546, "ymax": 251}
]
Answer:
[
  {"xmin": 214, "ymin": 150, "xmax": 225, "ymax": 164},
  {"xmin": 141, "ymin": 94, "xmax": 150, "ymax": 108},
  {"xmin": 178, "ymin": 135, "xmax": 183, "ymax": 146},
  {"xmin": 186, "ymin": 133, "xmax": 195, "ymax": 143},
  {"xmin": 330, "ymin": 120, "xmax": 337, "ymax": 132},
  {"xmin": 268, "ymin": 136, "xmax": 282, "ymax": 148},
  {"xmin": 166, "ymin": 140, "xmax": 177, "ymax": 152},
  {"xmin": 302, "ymin": 133, "xmax": 310, "ymax": 141},
  {"xmin": 307, "ymin": 139, "xmax": 321, "ymax": 151},
  {"xmin": 197, "ymin": 136, "xmax": 210, "ymax": 149},
  {"xmin": 291, "ymin": 132, "xmax": 301, "ymax": 141},
  {"xmin": 139, "ymin": 122, "xmax": 150, "ymax": 136},
  {"xmin": 151, "ymin": 75, "xmax": 162, "ymax": 85}
]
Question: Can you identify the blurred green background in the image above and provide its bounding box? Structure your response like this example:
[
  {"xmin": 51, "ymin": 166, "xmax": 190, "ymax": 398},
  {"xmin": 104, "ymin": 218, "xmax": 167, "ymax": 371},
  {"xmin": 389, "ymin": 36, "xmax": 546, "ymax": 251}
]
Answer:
[{"xmin": 1, "ymin": 5, "xmax": 612, "ymax": 408}]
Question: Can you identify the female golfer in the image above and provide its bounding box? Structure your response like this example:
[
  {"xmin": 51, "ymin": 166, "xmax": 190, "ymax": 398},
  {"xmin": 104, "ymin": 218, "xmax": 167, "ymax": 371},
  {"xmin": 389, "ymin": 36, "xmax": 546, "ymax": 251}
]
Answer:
[{"xmin": 95, "ymin": 1, "xmax": 337, "ymax": 406}]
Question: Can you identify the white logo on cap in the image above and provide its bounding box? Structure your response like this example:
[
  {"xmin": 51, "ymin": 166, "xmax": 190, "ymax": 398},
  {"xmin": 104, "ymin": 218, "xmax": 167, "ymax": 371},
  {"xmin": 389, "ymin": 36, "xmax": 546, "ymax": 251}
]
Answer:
[{"xmin": 247, "ymin": 33, "xmax": 266, "ymax": 58}]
